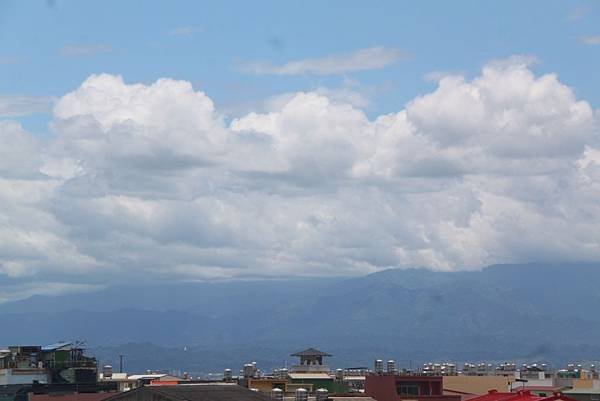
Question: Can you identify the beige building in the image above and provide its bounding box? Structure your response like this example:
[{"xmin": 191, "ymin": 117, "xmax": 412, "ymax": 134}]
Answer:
[{"xmin": 444, "ymin": 376, "xmax": 512, "ymax": 395}]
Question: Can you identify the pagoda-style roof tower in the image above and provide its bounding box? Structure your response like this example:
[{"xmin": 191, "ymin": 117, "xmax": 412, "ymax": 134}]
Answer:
[{"xmin": 291, "ymin": 347, "xmax": 332, "ymax": 366}]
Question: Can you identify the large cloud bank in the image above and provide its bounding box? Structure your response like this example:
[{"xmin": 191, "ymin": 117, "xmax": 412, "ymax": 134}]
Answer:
[{"xmin": 1, "ymin": 58, "xmax": 599, "ymax": 290}]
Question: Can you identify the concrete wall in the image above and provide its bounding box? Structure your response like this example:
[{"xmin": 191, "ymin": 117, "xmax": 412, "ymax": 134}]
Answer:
[
  {"xmin": 0, "ymin": 369, "xmax": 47, "ymax": 385},
  {"xmin": 248, "ymin": 380, "xmax": 274, "ymax": 392},
  {"xmin": 443, "ymin": 376, "xmax": 511, "ymax": 395},
  {"xmin": 365, "ymin": 375, "xmax": 460, "ymax": 401},
  {"xmin": 573, "ymin": 379, "xmax": 595, "ymax": 389}
]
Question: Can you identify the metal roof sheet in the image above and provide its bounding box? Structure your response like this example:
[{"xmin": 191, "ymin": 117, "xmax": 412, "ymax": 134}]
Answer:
[
  {"xmin": 128, "ymin": 374, "xmax": 167, "ymax": 380},
  {"xmin": 41, "ymin": 342, "xmax": 72, "ymax": 351}
]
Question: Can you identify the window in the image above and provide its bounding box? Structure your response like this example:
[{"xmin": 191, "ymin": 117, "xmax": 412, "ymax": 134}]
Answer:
[{"xmin": 397, "ymin": 384, "xmax": 420, "ymax": 396}]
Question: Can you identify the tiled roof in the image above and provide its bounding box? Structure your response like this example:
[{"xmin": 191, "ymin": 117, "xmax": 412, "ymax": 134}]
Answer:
[{"xmin": 290, "ymin": 348, "xmax": 332, "ymax": 357}]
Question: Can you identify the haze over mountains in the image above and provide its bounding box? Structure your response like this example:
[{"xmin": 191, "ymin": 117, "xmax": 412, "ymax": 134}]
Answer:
[{"xmin": 2, "ymin": 263, "xmax": 600, "ymax": 374}]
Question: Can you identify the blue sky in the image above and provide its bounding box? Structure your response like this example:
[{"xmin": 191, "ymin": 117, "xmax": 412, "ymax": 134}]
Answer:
[
  {"xmin": 1, "ymin": 1, "xmax": 600, "ymax": 300},
  {"xmin": 1, "ymin": 0, "xmax": 599, "ymax": 133}
]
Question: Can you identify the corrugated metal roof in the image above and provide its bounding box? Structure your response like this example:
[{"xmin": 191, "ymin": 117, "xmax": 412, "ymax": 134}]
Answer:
[
  {"xmin": 127, "ymin": 374, "xmax": 167, "ymax": 380},
  {"xmin": 41, "ymin": 342, "xmax": 72, "ymax": 351}
]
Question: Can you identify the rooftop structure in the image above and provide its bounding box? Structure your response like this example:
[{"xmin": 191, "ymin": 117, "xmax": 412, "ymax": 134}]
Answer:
[
  {"xmin": 41, "ymin": 343, "xmax": 73, "ymax": 352},
  {"xmin": 290, "ymin": 349, "xmax": 332, "ymax": 375},
  {"xmin": 291, "ymin": 349, "xmax": 332, "ymax": 367},
  {"xmin": 365, "ymin": 374, "xmax": 461, "ymax": 401},
  {"xmin": 0, "ymin": 343, "xmax": 97, "ymax": 386}
]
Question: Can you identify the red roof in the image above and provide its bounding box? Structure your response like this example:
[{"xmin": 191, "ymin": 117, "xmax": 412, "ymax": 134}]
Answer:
[
  {"xmin": 443, "ymin": 389, "xmax": 480, "ymax": 401},
  {"xmin": 469, "ymin": 390, "xmax": 577, "ymax": 401}
]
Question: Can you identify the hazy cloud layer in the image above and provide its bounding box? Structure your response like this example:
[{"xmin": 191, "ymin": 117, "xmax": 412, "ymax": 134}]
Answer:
[
  {"xmin": 169, "ymin": 26, "xmax": 197, "ymax": 37},
  {"xmin": 1, "ymin": 57, "xmax": 599, "ymax": 297},
  {"xmin": 243, "ymin": 47, "xmax": 405, "ymax": 75},
  {"xmin": 60, "ymin": 43, "xmax": 113, "ymax": 56},
  {"xmin": 581, "ymin": 35, "xmax": 600, "ymax": 45},
  {"xmin": 0, "ymin": 95, "xmax": 55, "ymax": 117}
]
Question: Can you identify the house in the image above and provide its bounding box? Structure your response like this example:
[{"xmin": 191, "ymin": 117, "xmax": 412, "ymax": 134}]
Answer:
[{"xmin": 365, "ymin": 375, "xmax": 461, "ymax": 401}]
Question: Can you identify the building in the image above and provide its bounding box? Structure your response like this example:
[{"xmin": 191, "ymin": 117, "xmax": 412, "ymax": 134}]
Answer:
[
  {"xmin": 126, "ymin": 374, "xmax": 186, "ymax": 387},
  {"xmin": 40, "ymin": 343, "xmax": 97, "ymax": 385},
  {"xmin": 443, "ymin": 376, "xmax": 512, "ymax": 395},
  {"xmin": 245, "ymin": 378, "xmax": 288, "ymax": 393},
  {"xmin": 562, "ymin": 388, "xmax": 600, "ymax": 401},
  {"xmin": 98, "ymin": 373, "xmax": 136, "ymax": 392},
  {"xmin": 0, "ymin": 343, "xmax": 97, "ymax": 387},
  {"xmin": 365, "ymin": 375, "xmax": 461, "ymax": 401},
  {"xmin": 287, "ymin": 348, "xmax": 346, "ymax": 393},
  {"xmin": 0, "ymin": 347, "xmax": 47, "ymax": 386},
  {"xmin": 291, "ymin": 349, "xmax": 332, "ymax": 369}
]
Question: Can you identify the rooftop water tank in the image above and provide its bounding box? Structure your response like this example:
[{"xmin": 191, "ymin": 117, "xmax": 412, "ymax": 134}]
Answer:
[
  {"xmin": 243, "ymin": 363, "xmax": 255, "ymax": 378},
  {"xmin": 295, "ymin": 388, "xmax": 308, "ymax": 401},
  {"xmin": 271, "ymin": 388, "xmax": 284, "ymax": 401},
  {"xmin": 374, "ymin": 359, "xmax": 383, "ymax": 374},
  {"xmin": 316, "ymin": 388, "xmax": 329, "ymax": 401},
  {"xmin": 387, "ymin": 360, "xmax": 396, "ymax": 374},
  {"xmin": 102, "ymin": 365, "xmax": 113, "ymax": 379}
]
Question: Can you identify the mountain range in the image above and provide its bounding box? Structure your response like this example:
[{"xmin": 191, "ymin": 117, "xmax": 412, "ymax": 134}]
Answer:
[{"xmin": 2, "ymin": 263, "xmax": 600, "ymax": 374}]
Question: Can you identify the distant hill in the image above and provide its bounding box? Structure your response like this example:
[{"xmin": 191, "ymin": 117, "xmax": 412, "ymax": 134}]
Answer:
[{"xmin": 2, "ymin": 263, "xmax": 600, "ymax": 374}]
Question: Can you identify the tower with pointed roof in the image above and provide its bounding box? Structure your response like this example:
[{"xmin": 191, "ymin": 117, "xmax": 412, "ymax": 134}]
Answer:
[{"xmin": 291, "ymin": 348, "xmax": 332, "ymax": 367}]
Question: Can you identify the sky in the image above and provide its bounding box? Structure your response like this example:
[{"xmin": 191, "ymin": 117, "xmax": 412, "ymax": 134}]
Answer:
[{"xmin": 0, "ymin": 0, "xmax": 600, "ymax": 301}]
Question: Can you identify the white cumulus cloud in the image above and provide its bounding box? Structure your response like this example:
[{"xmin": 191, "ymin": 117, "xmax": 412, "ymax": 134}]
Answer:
[{"xmin": 0, "ymin": 56, "xmax": 599, "ymax": 298}]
